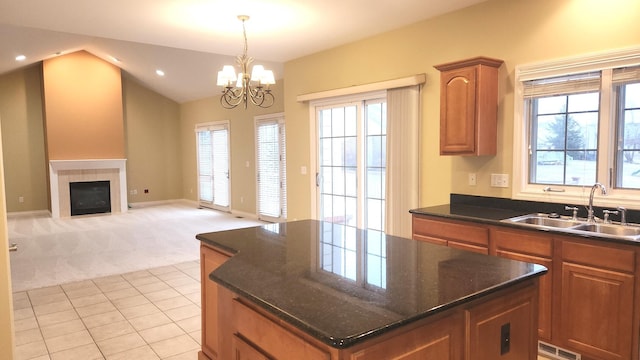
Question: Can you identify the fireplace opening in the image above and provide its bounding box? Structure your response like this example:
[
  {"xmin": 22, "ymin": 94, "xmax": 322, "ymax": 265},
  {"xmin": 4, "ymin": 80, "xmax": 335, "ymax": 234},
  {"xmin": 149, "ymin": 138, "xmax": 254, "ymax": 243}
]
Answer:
[{"xmin": 69, "ymin": 181, "xmax": 111, "ymax": 216}]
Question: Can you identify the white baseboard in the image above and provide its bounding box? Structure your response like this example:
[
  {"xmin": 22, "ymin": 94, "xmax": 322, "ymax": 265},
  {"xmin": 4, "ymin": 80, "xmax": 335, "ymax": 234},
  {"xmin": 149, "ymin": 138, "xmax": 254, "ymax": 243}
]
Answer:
[
  {"xmin": 230, "ymin": 209, "xmax": 259, "ymax": 220},
  {"xmin": 7, "ymin": 210, "xmax": 51, "ymax": 219}
]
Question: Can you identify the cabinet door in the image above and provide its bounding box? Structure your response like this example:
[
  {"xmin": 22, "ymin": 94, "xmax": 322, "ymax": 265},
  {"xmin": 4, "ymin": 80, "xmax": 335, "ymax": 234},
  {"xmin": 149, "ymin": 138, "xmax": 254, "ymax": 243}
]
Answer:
[
  {"xmin": 491, "ymin": 227, "xmax": 553, "ymax": 342},
  {"xmin": 560, "ymin": 262, "xmax": 634, "ymax": 360},
  {"xmin": 468, "ymin": 283, "xmax": 538, "ymax": 360},
  {"xmin": 201, "ymin": 244, "xmax": 230, "ymax": 360},
  {"xmin": 348, "ymin": 313, "xmax": 463, "ymax": 360},
  {"xmin": 447, "ymin": 240, "xmax": 489, "ymax": 254},
  {"xmin": 439, "ymin": 66, "xmax": 477, "ymax": 154}
]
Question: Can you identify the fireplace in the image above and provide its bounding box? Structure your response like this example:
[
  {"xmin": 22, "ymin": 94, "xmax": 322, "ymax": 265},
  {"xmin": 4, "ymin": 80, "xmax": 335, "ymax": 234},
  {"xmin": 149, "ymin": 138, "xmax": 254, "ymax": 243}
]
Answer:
[
  {"xmin": 49, "ymin": 159, "xmax": 127, "ymax": 218},
  {"xmin": 69, "ymin": 181, "xmax": 111, "ymax": 216}
]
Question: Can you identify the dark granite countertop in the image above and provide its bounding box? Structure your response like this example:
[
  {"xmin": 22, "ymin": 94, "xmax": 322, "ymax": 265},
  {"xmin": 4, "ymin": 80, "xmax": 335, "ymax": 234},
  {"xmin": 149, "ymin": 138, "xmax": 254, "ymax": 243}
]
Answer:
[
  {"xmin": 196, "ymin": 220, "xmax": 546, "ymax": 349},
  {"xmin": 410, "ymin": 200, "xmax": 640, "ymax": 246}
]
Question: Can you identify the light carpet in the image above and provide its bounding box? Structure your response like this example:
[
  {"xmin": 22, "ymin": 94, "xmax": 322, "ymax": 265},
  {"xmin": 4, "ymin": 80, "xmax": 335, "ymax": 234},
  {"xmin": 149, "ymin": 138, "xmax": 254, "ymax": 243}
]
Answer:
[{"xmin": 7, "ymin": 202, "xmax": 264, "ymax": 292}]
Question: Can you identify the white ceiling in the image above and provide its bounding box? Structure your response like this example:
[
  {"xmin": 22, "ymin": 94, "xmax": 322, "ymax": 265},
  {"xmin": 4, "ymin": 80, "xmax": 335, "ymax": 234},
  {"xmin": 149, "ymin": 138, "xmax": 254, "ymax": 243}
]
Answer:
[{"xmin": 0, "ymin": 0, "xmax": 486, "ymax": 103}]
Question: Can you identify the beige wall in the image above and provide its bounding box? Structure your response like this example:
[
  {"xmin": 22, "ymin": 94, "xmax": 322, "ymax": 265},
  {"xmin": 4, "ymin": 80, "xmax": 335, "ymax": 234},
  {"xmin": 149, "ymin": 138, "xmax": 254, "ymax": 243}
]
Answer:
[
  {"xmin": 43, "ymin": 51, "xmax": 125, "ymax": 160},
  {"xmin": 0, "ymin": 121, "xmax": 15, "ymax": 359},
  {"xmin": 180, "ymin": 81, "xmax": 284, "ymax": 214},
  {"xmin": 283, "ymin": 0, "xmax": 640, "ymax": 220},
  {"xmin": 123, "ymin": 75, "xmax": 182, "ymax": 203},
  {"xmin": 0, "ymin": 65, "xmax": 48, "ymax": 212}
]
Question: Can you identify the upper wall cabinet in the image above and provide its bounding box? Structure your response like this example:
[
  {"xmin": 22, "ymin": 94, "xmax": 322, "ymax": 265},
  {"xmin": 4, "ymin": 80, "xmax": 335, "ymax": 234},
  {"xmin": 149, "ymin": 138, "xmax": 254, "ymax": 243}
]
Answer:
[{"xmin": 434, "ymin": 57, "xmax": 503, "ymax": 156}]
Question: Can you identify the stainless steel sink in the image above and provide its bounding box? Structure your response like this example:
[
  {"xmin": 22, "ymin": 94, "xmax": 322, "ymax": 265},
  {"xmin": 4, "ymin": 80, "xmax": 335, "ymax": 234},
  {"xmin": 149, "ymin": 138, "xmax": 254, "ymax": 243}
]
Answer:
[
  {"xmin": 502, "ymin": 213, "xmax": 640, "ymax": 241},
  {"xmin": 573, "ymin": 223, "xmax": 640, "ymax": 237},
  {"xmin": 507, "ymin": 214, "xmax": 582, "ymax": 228}
]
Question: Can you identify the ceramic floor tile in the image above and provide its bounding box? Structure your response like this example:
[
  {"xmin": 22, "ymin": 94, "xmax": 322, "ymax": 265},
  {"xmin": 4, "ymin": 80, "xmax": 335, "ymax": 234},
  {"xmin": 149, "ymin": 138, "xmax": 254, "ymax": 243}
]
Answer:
[
  {"xmin": 49, "ymin": 343, "xmax": 104, "ymax": 360},
  {"xmin": 182, "ymin": 291, "xmax": 201, "ymax": 306},
  {"xmin": 144, "ymin": 288, "xmax": 181, "ymax": 302},
  {"xmin": 13, "ymin": 291, "xmax": 29, "ymax": 302},
  {"xmin": 128, "ymin": 312, "xmax": 173, "ymax": 331},
  {"xmin": 188, "ymin": 330, "xmax": 201, "ymax": 346},
  {"xmin": 138, "ymin": 322, "xmax": 185, "ymax": 344},
  {"xmin": 135, "ymin": 281, "xmax": 171, "ymax": 294},
  {"xmin": 164, "ymin": 304, "xmax": 200, "ymax": 322},
  {"xmin": 14, "ymin": 339, "xmax": 48, "ymax": 360},
  {"xmin": 70, "ymin": 293, "xmax": 109, "ymax": 308},
  {"xmin": 149, "ymin": 334, "xmax": 199, "ymax": 359},
  {"xmin": 153, "ymin": 295, "xmax": 192, "ymax": 312},
  {"xmin": 122, "ymin": 270, "xmax": 153, "ymax": 281},
  {"xmin": 105, "ymin": 345, "xmax": 160, "ymax": 360},
  {"xmin": 126, "ymin": 275, "xmax": 162, "ymax": 288},
  {"xmin": 40, "ymin": 319, "xmax": 86, "ymax": 339},
  {"xmin": 156, "ymin": 271, "xmax": 189, "ymax": 282},
  {"xmin": 88, "ymin": 320, "xmax": 136, "ymax": 342},
  {"xmin": 36, "ymin": 309, "xmax": 79, "ymax": 328},
  {"xmin": 33, "ymin": 299, "xmax": 74, "ymax": 316},
  {"xmin": 163, "ymin": 276, "xmax": 198, "ymax": 288},
  {"xmin": 175, "ymin": 315, "xmax": 200, "ymax": 333},
  {"xmin": 96, "ymin": 332, "xmax": 147, "ymax": 356},
  {"xmin": 163, "ymin": 348, "xmax": 200, "ymax": 360},
  {"xmin": 15, "ymin": 328, "xmax": 44, "ymax": 346},
  {"xmin": 64, "ymin": 285, "xmax": 103, "ymax": 299},
  {"xmin": 27, "ymin": 285, "xmax": 64, "ymax": 299},
  {"xmin": 44, "ymin": 329, "xmax": 94, "ymax": 353},
  {"xmin": 95, "ymin": 281, "xmax": 132, "ymax": 293},
  {"xmin": 104, "ymin": 287, "xmax": 141, "ymax": 301},
  {"xmin": 111, "ymin": 294, "xmax": 150, "ymax": 309},
  {"xmin": 119, "ymin": 303, "xmax": 161, "ymax": 320},
  {"xmin": 61, "ymin": 280, "xmax": 97, "ymax": 292},
  {"xmin": 14, "ymin": 307, "xmax": 35, "ymax": 321},
  {"xmin": 13, "ymin": 316, "xmax": 39, "ymax": 332},
  {"xmin": 75, "ymin": 301, "xmax": 117, "ymax": 318},
  {"xmin": 29, "ymin": 292, "xmax": 68, "ymax": 307},
  {"xmin": 82, "ymin": 310, "xmax": 126, "ymax": 329},
  {"xmin": 13, "ymin": 297, "xmax": 33, "ymax": 310},
  {"xmin": 148, "ymin": 265, "xmax": 178, "ymax": 276},
  {"xmin": 173, "ymin": 283, "xmax": 201, "ymax": 296}
]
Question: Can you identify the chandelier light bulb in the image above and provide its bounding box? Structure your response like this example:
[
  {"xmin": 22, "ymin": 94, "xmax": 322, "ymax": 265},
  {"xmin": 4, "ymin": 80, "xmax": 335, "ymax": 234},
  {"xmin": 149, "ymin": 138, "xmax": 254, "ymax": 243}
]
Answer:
[{"xmin": 216, "ymin": 15, "xmax": 275, "ymax": 109}]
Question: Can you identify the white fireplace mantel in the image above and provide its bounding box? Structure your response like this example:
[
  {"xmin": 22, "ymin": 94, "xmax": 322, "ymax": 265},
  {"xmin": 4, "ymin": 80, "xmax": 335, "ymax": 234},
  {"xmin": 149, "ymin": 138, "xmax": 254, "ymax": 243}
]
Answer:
[{"xmin": 49, "ymin": 159, "xmax": 128, "ymax": 218}]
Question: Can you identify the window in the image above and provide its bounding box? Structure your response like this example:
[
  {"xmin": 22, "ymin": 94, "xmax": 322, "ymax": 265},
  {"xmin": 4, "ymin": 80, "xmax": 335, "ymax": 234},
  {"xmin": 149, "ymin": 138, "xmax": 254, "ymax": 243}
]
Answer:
[
  {"xmin": 196, "ymin": 122, "xmax": 230, "ymax": 211},
  {"xmin": 514, "ymin": 47, "xmax": 640, "ymax": 207},
  {"xmin": 255, "ymin": 113, "xmax": 286, "ymax": 221}
]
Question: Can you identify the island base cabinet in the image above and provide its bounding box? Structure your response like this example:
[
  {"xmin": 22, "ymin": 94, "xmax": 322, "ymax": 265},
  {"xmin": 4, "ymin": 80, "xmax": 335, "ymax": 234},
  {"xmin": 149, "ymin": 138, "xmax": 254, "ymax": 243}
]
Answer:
[
  {"xmin": 467, "ymin": 282, "xmax": 538, "ymax": 360},
  {"xmin": 199, "ymin": 244, "xmax": 231, "ymax": 360},
  {"xmin": 345, "ymin": 314, "xmax": 464, "ymax": 360}
]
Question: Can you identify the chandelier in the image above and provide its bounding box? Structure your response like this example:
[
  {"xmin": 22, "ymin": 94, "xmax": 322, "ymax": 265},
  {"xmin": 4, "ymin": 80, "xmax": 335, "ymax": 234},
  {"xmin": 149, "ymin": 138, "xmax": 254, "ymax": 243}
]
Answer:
[{"xmin": 216, "ymin": 15, "xmax": 275, "ymax": 109}]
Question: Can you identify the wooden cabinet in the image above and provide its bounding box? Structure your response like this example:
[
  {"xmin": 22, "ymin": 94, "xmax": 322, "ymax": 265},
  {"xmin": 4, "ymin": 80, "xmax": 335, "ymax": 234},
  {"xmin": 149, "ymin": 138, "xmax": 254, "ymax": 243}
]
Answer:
[
  {"xmin": 199, "ymin": 244, "xmax": 231, "ymax": 360},
  {"xmin": 490, "ymin": 227, "xmax": 553, "ymax": 342},
  {"xmin": 467, "ymin": 282, "xmax": 539, "ymax": 360},
  {"xmin": 434, "ymin": 57, "xmax": 503, "ymax": 156},
  {"xmin": 558, "ymin": 238, "xmax": 636, "ymax": 360},
  {"xmin": 412, "ymin": 214, "xmax": 489, "ymax": 254},
  {"xmin": 412, "ymin": 213, "xmax": 640, "ymax": 360}
]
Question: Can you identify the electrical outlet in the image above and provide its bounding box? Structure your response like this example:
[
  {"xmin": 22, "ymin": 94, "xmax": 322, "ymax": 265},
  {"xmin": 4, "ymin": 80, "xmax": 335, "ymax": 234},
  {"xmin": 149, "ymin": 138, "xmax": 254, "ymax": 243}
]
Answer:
[
  {"xmin": 144, "ymin": 189, "xmax": 149, "ymax": 194},
  {"xmin": 18, "ymin": 196, "xmax": 24, "ymax": 203},
  {"xmin": 491, "ymin": 174, "xmax": 509, "ymax": 188},
  {"xmin": 468, "ymin": 173, "xmax": 477, "ymax": 186}
]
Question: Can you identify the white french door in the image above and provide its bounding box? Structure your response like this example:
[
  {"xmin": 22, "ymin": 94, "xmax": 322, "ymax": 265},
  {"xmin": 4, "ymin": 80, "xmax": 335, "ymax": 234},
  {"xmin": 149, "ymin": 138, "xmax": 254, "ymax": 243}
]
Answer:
[
  {"xmin": 315, "ymin": 95, "xmax": 387, "ymax": 231},
  {"xmin": 255, "ymin": 114, "xmax": 286, "ymax": 222},
  {"xmin": 196, "ymin": 122, "xmax": 230, "ymax": 211}
]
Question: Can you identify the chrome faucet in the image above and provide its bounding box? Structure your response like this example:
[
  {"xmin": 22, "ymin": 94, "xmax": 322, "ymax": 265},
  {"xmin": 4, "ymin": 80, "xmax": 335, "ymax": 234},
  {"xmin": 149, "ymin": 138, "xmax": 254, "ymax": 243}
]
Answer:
[{"xmin": 587, "ymin": 183, "xmax": 607, "ymax": 223}]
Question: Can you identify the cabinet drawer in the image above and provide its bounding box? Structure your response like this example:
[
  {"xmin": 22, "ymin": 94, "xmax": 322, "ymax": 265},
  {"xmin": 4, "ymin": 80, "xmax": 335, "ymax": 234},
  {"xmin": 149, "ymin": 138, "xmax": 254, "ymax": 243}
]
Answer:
[
  {"xmin": 491, "ymin": 227, "xmax": 552, "ymax": 257},
  {"xmin": 413, "ymin": 216, "xmax": 488, "ymax": 246},
  {"xmin": 561, "ymin": 239, "xmax": 635, "ymax": 273},
  {"xmin": 233, "ymin": 299, "xmax": 330, "ymax": 360}
]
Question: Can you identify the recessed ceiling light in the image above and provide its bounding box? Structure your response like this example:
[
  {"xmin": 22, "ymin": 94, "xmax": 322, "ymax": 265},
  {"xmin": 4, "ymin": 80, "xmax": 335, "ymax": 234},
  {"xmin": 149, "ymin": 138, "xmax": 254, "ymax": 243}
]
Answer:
[
  {"xmin": 156, "ymin": 69, "xmax": 165, "ymax": 77},
  {"xmin": 15, "ymin": 55, "xmax": 26, "ymax": 61}
]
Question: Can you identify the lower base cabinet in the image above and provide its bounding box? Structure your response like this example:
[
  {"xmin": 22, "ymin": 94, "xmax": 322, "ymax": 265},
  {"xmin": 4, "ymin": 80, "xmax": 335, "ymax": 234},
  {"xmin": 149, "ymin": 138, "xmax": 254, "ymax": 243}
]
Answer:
[{"xmin": 199, "ymin": 252, "xmax": 540, "ymax": 360}]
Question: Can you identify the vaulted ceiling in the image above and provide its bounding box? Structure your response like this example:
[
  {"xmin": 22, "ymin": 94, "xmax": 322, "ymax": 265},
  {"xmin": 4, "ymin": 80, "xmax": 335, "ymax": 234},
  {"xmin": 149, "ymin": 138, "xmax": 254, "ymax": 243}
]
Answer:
[{"xmin": 0, "ymin": 0, "xmax": 486, "ymax": 103}]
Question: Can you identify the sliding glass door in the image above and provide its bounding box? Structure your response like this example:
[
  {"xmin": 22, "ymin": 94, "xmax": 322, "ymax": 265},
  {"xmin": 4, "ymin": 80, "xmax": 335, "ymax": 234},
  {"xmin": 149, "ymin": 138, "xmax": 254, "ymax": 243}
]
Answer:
[{"xmin": 196, "ymin": 122, "xmax": 230, "ymax": 211}]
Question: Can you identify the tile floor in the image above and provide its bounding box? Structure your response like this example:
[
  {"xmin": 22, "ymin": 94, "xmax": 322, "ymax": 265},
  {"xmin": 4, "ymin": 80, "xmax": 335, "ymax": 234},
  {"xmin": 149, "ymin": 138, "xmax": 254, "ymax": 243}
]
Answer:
[
  {"xmin": 12, "ymin": 261, "xmax": 202, "ymax": 360},
  {"xmin": 12, "ymin": 258, "xmax": 557, "ymax": 360}
]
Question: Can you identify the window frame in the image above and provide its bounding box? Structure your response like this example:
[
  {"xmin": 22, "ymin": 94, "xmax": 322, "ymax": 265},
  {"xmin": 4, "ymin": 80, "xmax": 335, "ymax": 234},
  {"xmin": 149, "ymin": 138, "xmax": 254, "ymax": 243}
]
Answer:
[{"xmin": 513, "ymin": 46, "xmax": 640, "ymax": 209}]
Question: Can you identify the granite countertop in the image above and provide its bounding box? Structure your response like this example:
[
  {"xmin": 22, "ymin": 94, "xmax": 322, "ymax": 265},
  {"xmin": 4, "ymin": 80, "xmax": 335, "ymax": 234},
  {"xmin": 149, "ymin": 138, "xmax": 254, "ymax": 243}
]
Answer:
[
  {"xmin": 410, "ymin": 202, "xmax": 640, "ymax": 246},
  {"xmin": 196, "ymin": 219, "xmax": 546, "ymax": 349}
]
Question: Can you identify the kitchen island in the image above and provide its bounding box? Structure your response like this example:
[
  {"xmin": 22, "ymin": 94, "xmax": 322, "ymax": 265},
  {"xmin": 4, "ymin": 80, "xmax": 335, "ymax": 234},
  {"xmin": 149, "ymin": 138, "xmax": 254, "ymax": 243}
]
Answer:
[{"xmin": 197, "ymin": 220, "xmax": 546, "ymax": 360}]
